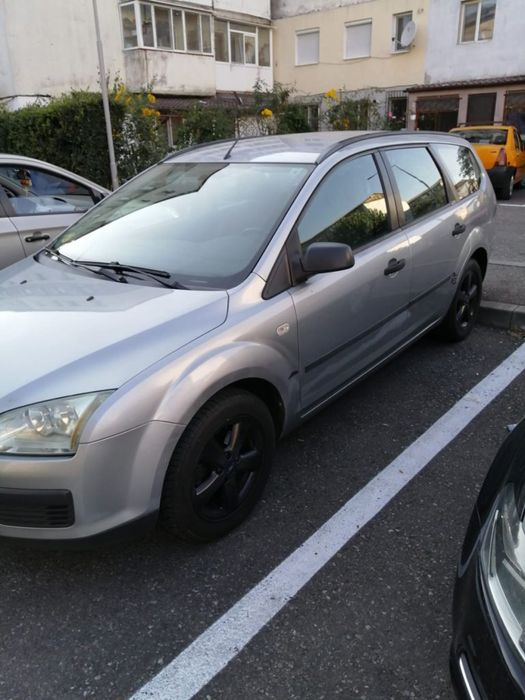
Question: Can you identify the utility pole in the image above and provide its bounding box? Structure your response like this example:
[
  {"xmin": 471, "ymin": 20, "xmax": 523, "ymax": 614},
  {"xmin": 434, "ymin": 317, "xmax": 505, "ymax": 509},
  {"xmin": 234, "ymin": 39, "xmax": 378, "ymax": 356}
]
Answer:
[{"xmin": 92, "ymin": 0, "xmax": 119, "ymax": 189}]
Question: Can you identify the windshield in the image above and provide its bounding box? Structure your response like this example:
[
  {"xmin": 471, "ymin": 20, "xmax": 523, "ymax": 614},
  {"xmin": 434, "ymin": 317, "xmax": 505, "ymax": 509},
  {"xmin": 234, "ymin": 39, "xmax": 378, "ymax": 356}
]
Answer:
[
  {"xmin": 452, "ymin": 129, "xmax": 509, "ymax": 146},
  {"xmin": 51, "ymin": 161, "xmax": 312, "ymax": 289}
]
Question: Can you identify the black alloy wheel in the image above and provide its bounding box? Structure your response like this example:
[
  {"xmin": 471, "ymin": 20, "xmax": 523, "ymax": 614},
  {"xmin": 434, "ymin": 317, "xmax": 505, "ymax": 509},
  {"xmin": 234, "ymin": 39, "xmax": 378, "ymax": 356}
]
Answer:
[
  {"xmin": 193, "ymin": 418, "xmax": 265, "ymax": 521},
  {"xmin": 440, "ymin": 259, "xmax": 482, "ymax": 342},
  {"xmin": 160, "ymin": 388, "xmax": 275, "ymax": 542}
]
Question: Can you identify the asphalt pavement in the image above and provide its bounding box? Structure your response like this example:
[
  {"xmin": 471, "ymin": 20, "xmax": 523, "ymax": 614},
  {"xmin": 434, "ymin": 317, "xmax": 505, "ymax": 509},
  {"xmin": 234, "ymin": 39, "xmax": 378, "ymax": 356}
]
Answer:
[
  {"xmin": 480, "ymin": 191, "xmax": 525, "ymax": 331},
  {"xmin": 1, "ymin": 326, "xmax": 524, "ymax": 700}
]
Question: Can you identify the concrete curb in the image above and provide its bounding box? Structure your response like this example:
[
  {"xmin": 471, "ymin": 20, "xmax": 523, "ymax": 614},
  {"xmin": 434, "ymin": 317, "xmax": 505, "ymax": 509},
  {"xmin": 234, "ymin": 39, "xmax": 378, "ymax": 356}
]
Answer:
[{"xmin": 479, "ymin": 300, "xmax": 525, "ymax": 333}]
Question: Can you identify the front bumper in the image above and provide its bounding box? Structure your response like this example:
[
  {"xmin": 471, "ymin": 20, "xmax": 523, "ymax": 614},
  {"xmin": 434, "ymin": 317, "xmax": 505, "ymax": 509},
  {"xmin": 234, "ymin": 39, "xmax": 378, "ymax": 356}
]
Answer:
[
  {"xmin": 0, "ymin": 420, "xmax": 183, "ymax": 542},
  {"xmin": 451, "ymin": 550, "xmax": 525, "ymax": 699}
]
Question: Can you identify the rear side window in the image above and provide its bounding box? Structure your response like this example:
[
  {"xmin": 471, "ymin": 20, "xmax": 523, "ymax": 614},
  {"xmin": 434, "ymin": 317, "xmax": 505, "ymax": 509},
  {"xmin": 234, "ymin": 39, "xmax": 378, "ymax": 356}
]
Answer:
[
  {"xmin": 434, "ymin": 144, "xmax": 481, "ymax": 199},
  {"xmin": 297, "ymin": 153, "xmax": 391, "ymax": 251},
  {"xmin": 383, "ymin": 147, "xmax": 447, "ymax": 224}
]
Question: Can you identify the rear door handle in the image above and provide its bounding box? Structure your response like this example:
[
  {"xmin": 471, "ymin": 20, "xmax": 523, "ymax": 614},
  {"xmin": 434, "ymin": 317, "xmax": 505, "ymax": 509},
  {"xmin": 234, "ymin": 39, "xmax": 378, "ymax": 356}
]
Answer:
[
  {"xmin": 384, "ymin": 258, "xmax": 406, "ymax": 276},
  {"xmin": 24, "ymin": 232, "xmax": 50, "ymax": 243},
  {"xmin": 452, "ymin": 223, "xmax": 466, "ymax": 237}
]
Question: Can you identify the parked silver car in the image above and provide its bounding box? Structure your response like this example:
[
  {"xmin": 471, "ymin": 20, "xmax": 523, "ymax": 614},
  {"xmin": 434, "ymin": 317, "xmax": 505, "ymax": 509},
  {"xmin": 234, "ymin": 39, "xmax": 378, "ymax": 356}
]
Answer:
[
  {"xmin": 0, "ymin": 154, "xmax": 108, "ymax": 269},
  {"xmin": 0, "ymin": 131, "xmax": 495, "ymax": 545}
]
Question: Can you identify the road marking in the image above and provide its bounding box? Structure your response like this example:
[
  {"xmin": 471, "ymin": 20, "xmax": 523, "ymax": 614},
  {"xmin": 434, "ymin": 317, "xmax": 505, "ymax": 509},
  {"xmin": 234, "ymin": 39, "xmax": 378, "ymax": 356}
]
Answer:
[
  {"xmin": 498, "ymin": 203, "xmax": 525, "ymax": 207},
  {"xmin": 131, "ymin": 341, "xmax": 525, "ymax": 700},
  {"xmin": 489, "ymin": 260, "xmax": 525, "ymax": 268}
]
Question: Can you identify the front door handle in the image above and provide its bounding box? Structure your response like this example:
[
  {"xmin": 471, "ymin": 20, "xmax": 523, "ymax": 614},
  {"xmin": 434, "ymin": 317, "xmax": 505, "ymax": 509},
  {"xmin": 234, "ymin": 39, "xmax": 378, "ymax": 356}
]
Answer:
[
  {"xmin": 384, "ymin": 258, "xmax": 406, "ymax": 276},
  {"xmin": 24, "ymin": 232, "xmax": 50, "ymax": 243},
  {"xmin": 452, "ymin": 223, "xmax": 466, "ymax": 237}
]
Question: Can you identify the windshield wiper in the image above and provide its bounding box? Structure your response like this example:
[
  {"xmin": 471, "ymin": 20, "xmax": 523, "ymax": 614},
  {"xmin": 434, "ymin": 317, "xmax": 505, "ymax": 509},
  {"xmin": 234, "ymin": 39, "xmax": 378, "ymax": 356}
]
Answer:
[
  {"xmin": 76, "ymin": 260, "xmax": 185, "ymax": 289},
  {"xmin": 41, "ymin": 248, "xmax": 123, "ymax": 283}
]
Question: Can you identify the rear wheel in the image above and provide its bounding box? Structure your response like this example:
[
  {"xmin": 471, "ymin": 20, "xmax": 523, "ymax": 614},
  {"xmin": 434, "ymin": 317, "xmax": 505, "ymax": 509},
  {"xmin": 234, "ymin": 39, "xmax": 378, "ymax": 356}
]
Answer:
[
  {"xmin": 498, "ymin": 173, "xmax": 514, "ymax": 200},
  {"xmin": 439, "ymin": 259, "xmax": 482, "ymax": 342},
  {"xmin": 160, "ymin": 388, "xmax": 275, "ymax": 542}
]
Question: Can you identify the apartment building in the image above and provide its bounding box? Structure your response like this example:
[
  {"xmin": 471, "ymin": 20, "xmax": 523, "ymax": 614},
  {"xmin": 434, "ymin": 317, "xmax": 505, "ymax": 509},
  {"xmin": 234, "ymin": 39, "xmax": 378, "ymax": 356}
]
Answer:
[
  {"xmin": 0, "ymin": 0, "xmax": 273, "ymax": 116},
  {"xmin": 408, "ymin": 0, "xmax": 525, "ymax": 131},
  {"xmin": 271, "ymin": 0, "xmax": 429, "ymax": 128}
]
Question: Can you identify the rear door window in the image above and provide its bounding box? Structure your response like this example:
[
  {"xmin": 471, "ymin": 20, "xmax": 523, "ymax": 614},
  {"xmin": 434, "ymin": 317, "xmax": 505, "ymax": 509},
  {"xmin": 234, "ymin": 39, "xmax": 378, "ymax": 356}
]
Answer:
[
  {"xmin": 297, "ymin": 153, "xmax": 391, "ymax": 252},
  {"xmin": 433, "ymin": 144, "xmax": 481, "ymax": 199},
  {"xmin": 383, "ymin": 147, "xmax": 447, "ymax": 224}
]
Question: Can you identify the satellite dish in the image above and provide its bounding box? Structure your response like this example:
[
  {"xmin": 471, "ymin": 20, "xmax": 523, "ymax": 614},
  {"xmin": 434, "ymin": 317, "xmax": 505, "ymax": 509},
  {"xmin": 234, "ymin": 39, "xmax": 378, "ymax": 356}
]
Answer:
[{"xmin": 400, "ymin": 21, "xmax": 417, "ymax": 48}]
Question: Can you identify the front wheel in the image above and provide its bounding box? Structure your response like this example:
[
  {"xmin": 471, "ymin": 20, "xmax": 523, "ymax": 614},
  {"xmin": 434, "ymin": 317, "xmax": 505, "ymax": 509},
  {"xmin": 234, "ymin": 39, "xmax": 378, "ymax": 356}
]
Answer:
[
  {"xmin": 160, "ymin": 388, "xmax": 275, "ymax": 542},
  {"xmin": 439, "ymin": 259, "xmax": 483, "ymax": 342}
]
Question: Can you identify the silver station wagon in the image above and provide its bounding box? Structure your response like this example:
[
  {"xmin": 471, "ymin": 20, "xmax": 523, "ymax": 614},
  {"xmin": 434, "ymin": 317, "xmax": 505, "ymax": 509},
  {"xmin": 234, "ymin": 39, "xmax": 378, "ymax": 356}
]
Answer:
[{"xmin": 0, "ymin": 131, "xmax": 495, "ymax": 545}]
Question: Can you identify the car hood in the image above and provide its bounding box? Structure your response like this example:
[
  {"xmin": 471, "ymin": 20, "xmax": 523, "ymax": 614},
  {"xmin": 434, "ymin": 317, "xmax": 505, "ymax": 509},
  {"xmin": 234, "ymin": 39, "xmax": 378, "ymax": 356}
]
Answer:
[{"xmin": 0, "ymin": 258, "xmax": 228, "ymax": 412}]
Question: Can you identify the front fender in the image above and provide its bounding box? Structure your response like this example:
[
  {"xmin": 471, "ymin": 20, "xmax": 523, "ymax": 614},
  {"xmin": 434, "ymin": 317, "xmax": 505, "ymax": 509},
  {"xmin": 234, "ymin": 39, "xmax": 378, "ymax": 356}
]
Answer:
[
  {"xmin": 153, "ymin": 340, "xmax": 299, "ymax": 431},
  {"xmin": 82, "ymin": 338, "xmax": 300, "ymax": 442}
]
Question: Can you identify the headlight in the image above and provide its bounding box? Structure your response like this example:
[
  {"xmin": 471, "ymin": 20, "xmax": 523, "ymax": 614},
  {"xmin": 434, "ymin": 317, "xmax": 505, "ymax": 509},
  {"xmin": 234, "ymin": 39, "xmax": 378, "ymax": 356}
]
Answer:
[
  {"xmin": 0, "ymin": 392, "xmax": 113, "ymax": 456},
  {"xmin": 481, "ymin": 483, "xmax": 525, "ymax": 661}
]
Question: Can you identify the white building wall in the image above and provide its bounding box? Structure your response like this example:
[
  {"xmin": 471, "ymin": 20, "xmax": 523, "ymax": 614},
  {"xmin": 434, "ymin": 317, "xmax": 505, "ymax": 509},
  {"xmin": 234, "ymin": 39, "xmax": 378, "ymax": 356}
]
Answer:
[
  {"xmin": 272, "ymin": 0, "xmax": 377, "ymax": 18},
  {"xmin": 0, "ymin": 0, "xmax": 124, "ymax": 108},
  {"xmin": 426, "ymin": 0, "xmax": 525, "ymax": 84},
  {"xmin": 216, "ymin": 64, "xmax": 272, "ymax": 91},
  {"xmin": 0, "ymin": 0, "xmax": 273, "ymax": 107},
  {"xmin": 125, "ymin": 50, "xmax": 216, "ymax": 94},
  {"xmin": 215, "ymin": 0, "xmax": 271, "ymax": 19}
]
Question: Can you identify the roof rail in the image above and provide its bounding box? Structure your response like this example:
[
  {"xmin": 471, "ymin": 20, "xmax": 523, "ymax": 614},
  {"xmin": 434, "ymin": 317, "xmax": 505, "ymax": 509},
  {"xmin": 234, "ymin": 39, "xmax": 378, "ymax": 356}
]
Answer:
[{"xmin": 315, "ymin": 130, "xmax": 460, "ymax": 163}]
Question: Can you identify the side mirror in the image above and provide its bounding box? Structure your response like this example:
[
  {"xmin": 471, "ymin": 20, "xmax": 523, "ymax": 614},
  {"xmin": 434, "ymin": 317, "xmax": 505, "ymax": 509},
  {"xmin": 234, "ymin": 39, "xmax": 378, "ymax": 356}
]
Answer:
[{"xmin": 302, "ymin": 242, "xmax": 355, "ymax": 277}]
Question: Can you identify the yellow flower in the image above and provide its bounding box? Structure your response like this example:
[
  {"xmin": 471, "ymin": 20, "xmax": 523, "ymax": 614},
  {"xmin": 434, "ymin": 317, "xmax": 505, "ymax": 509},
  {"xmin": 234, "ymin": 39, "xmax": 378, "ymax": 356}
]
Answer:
[
  {"xmin": 125, "ymin": 96, "xmax": 132, "ymax": 106},
  {"xmin": 115, "ymin": 94, "xmax": 121, "ymax": 103},
  {"xmin": 147, "ymin": 93, "xmax": 156, "ymax": 104},
  {"xmin": 142, "ymin": 106, "xmax": 153, "ymax": 117},
  {"xmin": 324, "ymin": 88, "xmax": 338, "ymax": 100},
  {"xmin": 154, "ymin": 110, "xmax": 161, "ymax": 118},
  {"xmin": 260, "ymin": 108, "xmax": 273, "ymax": 118},
  {"xmin": 342, "ymin": 117, "xmax": 350, "ymax": 129}
]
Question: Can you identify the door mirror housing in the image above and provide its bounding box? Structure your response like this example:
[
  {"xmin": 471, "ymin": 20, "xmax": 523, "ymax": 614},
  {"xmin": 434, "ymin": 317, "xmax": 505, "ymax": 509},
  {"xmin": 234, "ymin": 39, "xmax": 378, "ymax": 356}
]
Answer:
[{"xmin": 302, "ymin": 242, "xmax": 355, "ymax": 277}]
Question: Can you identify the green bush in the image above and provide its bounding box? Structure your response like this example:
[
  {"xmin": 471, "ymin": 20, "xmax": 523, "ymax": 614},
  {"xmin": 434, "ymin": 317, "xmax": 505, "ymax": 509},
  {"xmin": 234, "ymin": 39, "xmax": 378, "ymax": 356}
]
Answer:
[
  {"xmin": 0, "ymin": 89, "xmax": 165, "ymax": 188},
  {"xmin": 253, "ymin": 81, "xmax": 313, "ymax": 134},
  {"xmin": 174, "ymin": 105, "xmax": 236, "ymax": 148}
]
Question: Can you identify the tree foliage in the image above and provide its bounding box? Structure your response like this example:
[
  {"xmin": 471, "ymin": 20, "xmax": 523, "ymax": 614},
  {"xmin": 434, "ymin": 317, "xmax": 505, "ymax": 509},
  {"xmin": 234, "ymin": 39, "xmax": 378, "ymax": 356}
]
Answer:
[{"xmin": 0, "ymin": 87, "xmax": 165, "ymax": 188}]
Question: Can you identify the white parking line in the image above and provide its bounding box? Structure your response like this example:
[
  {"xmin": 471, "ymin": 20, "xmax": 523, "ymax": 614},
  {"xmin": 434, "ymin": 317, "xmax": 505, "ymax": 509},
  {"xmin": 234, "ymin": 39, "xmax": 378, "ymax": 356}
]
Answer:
[
  {"xmin": 498, "ymin": 203, "xmax": 525, "ymax": 207},
  {"xmin": 131, "ymin": 341, "xmax": 525, "ymax": 700}
]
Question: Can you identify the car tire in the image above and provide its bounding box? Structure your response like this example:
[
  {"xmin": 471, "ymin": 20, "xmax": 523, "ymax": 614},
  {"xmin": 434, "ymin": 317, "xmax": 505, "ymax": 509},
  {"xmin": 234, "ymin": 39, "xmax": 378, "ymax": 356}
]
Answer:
[
  {"xmin": 498, "ymin": 173, "xmax": 514, "ymax": 200},
  {"xmin": 439, "ymin": 259, "xmax": 482, "ymax": 342},
  {"xmin": 160, "ymin": 388, "xmax": 275, "ymax": 542}
]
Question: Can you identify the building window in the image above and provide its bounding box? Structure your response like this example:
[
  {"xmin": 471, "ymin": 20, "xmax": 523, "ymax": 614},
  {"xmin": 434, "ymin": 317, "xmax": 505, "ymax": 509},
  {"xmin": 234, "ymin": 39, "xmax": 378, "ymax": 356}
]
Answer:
[
  {"xmin": 155, "ymin": 6, "xmax": 173, "ymax": 49},
  {"xmin": 344, "ymin": 20, "xmax": 372, "ymax": 60},
  {"xmin": 387, "ymin": 94, "xmax": 407, "ymax": 129},
  {"xmin": 296, "ymin": 29, "xmax": 320, "ymax": 66},
  {"xmin": 230, "ymin": 23, "xmax": 257, "ymax": 64},
  {"xmin": 416, "ymin": 96, "xmax": 460, "ymax": 131},
  {"xmin": 392, "ymin": 12, "xmax": 413, "ymax": 51},
  {"xmin": 214, "ymin": 19, "xmax": 229, "ymax": 61},
  {"xmin": 504, "ymin": 91, "xmax": 525, "ymax": 136},
  {"xmin": 214, "ymin": 21, "xmax": 271, "ymax": 67},
  {"xmin": 120, "ymin": 2, "xmax": 213, "ymax": 54},
  {"xmin": 459, "ymin": 0, "xmax": 496, "ymax": 42},
  {"xmin": 121, "ymin": 3, "xmax": 138, "ymax": 48},
  {"xmin": 140, "ymin": 3, "xmax": 154, "ymax": 47},
  {"xmin": 258, "ymin": 27, "xmax": 271, "ymax": 67}
]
